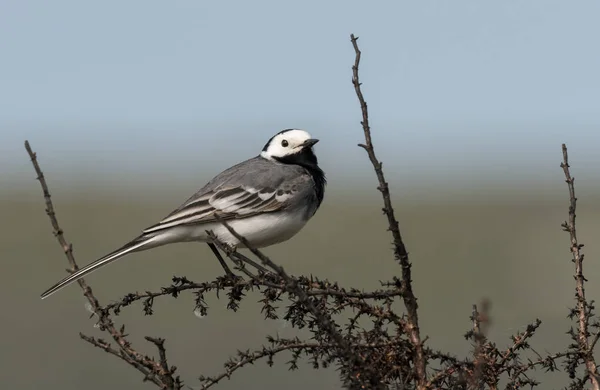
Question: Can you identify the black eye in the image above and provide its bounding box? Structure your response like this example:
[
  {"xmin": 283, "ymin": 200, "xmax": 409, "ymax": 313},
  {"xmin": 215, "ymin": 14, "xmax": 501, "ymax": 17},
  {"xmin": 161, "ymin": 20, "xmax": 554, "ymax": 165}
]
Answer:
[{"xmin": 281, "ymin": 140, "xmax": 289, "ymax": 147}]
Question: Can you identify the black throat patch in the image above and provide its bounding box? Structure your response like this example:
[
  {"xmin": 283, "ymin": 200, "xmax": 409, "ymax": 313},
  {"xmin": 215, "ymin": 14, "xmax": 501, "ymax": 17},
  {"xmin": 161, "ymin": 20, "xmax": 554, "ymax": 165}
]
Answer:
[{"xmin": 273, "ymin": 147, "xmax": 326, "ymax": 210}]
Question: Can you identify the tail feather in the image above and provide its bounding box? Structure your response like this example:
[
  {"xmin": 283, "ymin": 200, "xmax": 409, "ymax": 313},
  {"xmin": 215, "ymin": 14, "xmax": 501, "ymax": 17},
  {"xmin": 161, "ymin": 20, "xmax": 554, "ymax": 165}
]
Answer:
[{"xmin": 40, "ymin": 235, "xmax": 158, "ymax": 299}]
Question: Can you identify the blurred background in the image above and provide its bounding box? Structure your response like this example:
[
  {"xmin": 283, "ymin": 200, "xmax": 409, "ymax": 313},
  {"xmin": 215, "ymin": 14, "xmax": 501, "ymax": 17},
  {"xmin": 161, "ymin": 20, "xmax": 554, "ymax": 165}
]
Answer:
[{"xmin": 2, "ymin": 1, "xmax": 600, "ymax": 388}]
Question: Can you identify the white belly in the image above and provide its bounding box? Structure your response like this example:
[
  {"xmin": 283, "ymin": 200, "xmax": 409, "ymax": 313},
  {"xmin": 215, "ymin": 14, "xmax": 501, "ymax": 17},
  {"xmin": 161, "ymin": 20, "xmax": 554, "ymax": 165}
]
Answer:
[{"xmin": 172, "ymin": 211, "xmax": 309, "ymax": 248}]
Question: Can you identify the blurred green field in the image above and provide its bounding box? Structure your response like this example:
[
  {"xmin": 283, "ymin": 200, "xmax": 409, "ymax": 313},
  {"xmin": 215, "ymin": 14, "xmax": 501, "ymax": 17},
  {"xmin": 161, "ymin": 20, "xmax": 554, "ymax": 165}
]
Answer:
[{"xmin": 2, "ymin": 182, "xmax": 600, "ymax": 389}]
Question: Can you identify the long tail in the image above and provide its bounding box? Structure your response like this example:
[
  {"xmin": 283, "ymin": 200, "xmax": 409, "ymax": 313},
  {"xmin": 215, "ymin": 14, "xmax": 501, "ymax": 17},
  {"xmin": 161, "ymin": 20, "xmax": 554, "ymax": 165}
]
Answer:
[{"xmin": 40, "ymin": 234, "xmax": 160, "ymax": 299}]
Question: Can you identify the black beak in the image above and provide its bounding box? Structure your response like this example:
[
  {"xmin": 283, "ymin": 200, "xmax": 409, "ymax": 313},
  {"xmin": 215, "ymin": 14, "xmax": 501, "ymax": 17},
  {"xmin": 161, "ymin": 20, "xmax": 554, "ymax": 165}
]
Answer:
[{"xmin": 302, "ymin": 139, "xmax": 319, "ymax": 148}]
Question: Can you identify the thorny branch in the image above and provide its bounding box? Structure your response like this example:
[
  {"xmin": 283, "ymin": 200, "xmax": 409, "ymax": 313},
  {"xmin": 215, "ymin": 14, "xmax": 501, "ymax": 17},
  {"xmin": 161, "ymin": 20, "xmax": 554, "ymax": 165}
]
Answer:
[
  {"xmin": 560, "ymin": 144, "xmax": 600, "ymax": 390},
  {"xmin": 198, "ymin": 337, "xmax": 407, "ymax": 390},
  {"xmin": 25, "ymin": 141, "xmax": 183, "ymax": 390},
  {"xmin": 350, "ymin": 33, "xmax": 427, "ymax": 388},
  {"xmin": 470, "ymin": 301, "xmax": 489, "ymax": 389},
  {"xmin": 105, "ymin": 273, "xmax": 403, "ymax": 316},
  {"xmin": 209, "ymin": 224, "xmax": 387, "ymax": 388}
]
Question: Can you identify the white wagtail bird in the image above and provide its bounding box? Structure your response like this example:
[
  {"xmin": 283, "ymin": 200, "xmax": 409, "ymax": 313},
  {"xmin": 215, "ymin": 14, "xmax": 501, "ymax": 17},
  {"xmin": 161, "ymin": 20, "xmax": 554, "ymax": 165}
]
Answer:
[{"xmin": 41, "ymin": 129, "xmax": 326, "ymax": 299}]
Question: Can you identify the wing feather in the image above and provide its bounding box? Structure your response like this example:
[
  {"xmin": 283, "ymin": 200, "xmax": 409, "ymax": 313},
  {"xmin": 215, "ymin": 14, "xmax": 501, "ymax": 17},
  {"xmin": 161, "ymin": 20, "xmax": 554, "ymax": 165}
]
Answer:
[{"xmin": 142, "ymin": 186, "xmax": 290, "ymax": 234}]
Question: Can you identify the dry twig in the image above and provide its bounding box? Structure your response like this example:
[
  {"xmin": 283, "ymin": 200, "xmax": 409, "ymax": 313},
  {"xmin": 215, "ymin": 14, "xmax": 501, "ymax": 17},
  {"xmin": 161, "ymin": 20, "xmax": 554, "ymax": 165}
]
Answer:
[
  {"xmin": 209, "ymin": 222, "xmax": 381, "ymax": 388},
  {"xmin": 25, "ymin": 140, "xmax": 183, "ymax": 390},
  {"xmin": 350, "ymin": 33, "xmax": 427, "ymax": 387},
  {"xmin": 560, "ymin": 144, "xmax": 600, "ymax": 389}
]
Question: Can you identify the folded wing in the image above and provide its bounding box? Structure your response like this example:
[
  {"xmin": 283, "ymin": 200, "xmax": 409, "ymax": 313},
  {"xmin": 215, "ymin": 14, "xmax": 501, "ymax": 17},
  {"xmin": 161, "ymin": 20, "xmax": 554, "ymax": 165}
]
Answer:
[{"xmin": 142, "ymin": 186, "xmax": 294, "ymax": 234}]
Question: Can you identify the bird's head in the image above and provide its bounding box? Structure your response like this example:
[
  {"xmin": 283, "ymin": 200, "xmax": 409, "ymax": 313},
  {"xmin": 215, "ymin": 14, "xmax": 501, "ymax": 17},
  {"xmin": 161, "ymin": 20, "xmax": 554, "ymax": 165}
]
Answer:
[{"xmin": 260, "ymin": 129, "xmax": 320, "ymax": 167}]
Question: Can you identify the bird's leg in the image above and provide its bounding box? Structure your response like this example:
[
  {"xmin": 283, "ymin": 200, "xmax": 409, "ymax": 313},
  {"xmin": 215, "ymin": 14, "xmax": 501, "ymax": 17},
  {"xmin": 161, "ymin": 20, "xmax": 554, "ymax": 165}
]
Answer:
[
  {"xmin": 235, "ymin": 253, "xmax": 269, "ymax": 274},
  {"xmin": 207, "ymin": 243, "xmax": 235, "ymax": 278},
  {"xmin": 224, "ymin": 243, "xmax": 270, "ymax": 274}
]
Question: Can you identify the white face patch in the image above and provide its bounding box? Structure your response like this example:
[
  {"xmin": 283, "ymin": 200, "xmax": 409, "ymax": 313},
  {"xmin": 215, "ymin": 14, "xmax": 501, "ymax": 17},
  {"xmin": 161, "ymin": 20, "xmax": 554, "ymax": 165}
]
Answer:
[{"xmin": 260, "ymin": 129, "xmax": 314, "ymax": 160}]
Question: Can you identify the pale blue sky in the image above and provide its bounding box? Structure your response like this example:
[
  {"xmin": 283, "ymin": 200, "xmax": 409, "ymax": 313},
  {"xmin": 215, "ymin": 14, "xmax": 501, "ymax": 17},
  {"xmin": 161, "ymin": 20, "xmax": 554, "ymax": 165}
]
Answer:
[{"xmin": 2, "ymin": 1, "xmax": 599, "ymax": 188}]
